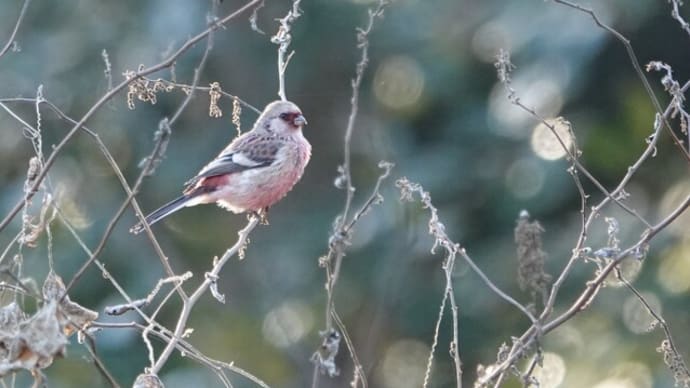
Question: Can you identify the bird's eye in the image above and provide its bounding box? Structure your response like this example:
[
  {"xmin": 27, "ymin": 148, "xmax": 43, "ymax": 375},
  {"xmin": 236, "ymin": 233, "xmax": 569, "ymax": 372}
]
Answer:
[{"xmin": 279, "ymin": 113, "xmax": 290, "ymax": 121}]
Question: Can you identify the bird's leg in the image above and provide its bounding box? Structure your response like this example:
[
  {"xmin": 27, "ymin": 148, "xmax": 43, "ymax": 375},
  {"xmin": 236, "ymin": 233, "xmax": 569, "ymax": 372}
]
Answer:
[
  {"xmin": 248, "ymin": 207, "xmax": 270, "ymax": 225},
  {"xmin": 258, "ymin": 207, "xmax": 270, "ymax": 225}
]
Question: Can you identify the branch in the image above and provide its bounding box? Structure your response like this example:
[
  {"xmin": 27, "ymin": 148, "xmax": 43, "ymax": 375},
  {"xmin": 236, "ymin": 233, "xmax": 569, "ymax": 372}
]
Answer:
[
  {"xmin": 312, "ymin": 2, "xmax": 389, "ymax": 386},
  {"xmin": 0, "ymin": 0, "xmax": 263, "ymax": 234},
  {"xmin": 271, "ymin": 0, "xmax": 303, "ymax": 101},
  {"xmin": 0, "ymin": 0, "xmax": 31, "ymax": 60},
  {"xmin": 552, "ymin": 0, "xmax": 690, "ymax": 162},
  {"xmin": 150, "ymin": 216, "xmax": 260, "ymax": 373}
]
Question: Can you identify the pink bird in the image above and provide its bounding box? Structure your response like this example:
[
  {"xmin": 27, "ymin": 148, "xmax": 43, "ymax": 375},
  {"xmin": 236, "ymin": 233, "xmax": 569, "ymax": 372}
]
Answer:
[{"xmin": 130, "ymin": 100, "xmax": 311, "ymax": 234}]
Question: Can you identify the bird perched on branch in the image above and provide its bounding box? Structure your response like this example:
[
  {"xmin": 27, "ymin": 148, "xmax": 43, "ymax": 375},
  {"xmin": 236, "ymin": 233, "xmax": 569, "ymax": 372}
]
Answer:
[{"xmin": 130, "ymin": 100, "xmax": 310, "ymax": 234}]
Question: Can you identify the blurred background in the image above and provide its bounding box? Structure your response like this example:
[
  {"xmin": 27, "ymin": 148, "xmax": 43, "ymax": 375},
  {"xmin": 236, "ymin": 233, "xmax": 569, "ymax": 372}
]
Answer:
[{"xmin": 1, "ymin": 0, "xmax": 690, "ymax": 387}]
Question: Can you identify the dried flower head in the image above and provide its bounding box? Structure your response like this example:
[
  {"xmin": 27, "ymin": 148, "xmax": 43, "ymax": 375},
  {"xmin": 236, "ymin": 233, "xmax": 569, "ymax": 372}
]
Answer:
[
  {"xmin": 209, "ymin": 81, "xmax": 223, "ymax": 118},
  {"xmin": 232, "ymin": 96, "xmax": 242, "ymax": 135},
  {"xmin": 124, "ymin": 66, "xmax": 173, "ymax": 110},
  {"xmin": 514, "ymin": 211, "xmax": 551, "ymax": 304}
]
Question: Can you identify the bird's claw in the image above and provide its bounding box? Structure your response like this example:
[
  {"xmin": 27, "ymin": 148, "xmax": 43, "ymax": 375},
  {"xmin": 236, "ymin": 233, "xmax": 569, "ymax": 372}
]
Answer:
[
  {"xmin": 259, "ymin": 207, "xmax": 270, "ymax": 225},
  {"xmin": 248, "ymin": 208, "xmax": 270, "ymax": 225}
]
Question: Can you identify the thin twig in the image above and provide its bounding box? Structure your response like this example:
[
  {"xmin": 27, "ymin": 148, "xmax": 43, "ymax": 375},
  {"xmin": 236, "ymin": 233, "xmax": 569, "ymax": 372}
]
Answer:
[
  {"xmin": 271, "ymin": 0, "xmax": 303, "ymax": 101},
  {"xmin": 312, "ymin": 2, "xmax": 389, "ymax": 386},
  {"xmin": 0, "ymin": 0, "xmax": 31, "ymax": 59},
  {"xmin": 552, "ymin": 0, "xmax": 690, "ymax": 162},
  {"xmin": 0, "ymin": 0, "xmax": 263, "ymax": 234},
  {"xmin": 478, "ymin": 13, "xmax": 690, "ymax": 379},
  {"xmin": 0, "ymin": 97, "xmax": 188, "ymax": 299},
  {"xmin": 668, "ymin": 0, "xmax": 690, "ymax": 37},
  {"xmin": 150, "ymin": 216, "xmax": 260, "ymax": 373},
  {"xmin": 138, "ymin": 77, "xmax": 261, "ymax": 114}
]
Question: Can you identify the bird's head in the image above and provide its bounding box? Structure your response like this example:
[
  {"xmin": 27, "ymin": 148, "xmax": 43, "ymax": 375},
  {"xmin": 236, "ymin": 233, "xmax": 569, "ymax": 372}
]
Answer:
[{"xmin": 259, "ymin": 100, "xmax": 307, "ymax": 135}]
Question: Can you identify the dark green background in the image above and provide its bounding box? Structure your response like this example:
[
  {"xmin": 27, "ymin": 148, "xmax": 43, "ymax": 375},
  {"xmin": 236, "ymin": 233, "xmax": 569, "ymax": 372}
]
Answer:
[{"xmin": 1, "ymin": 0, "xmax": 688, "ymax": 387}]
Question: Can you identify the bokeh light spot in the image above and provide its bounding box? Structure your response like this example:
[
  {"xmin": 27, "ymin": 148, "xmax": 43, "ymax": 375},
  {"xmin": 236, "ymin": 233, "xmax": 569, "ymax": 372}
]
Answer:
[
  {"xmin": 489, "ymin": 68, "xmax": 565, "ymax": 138},
  {"xmin": 593, "ymin": 379, "xmax": 637, "ymax": 388},
  {"xmin": 379, "ymin": 339, "xmax": 428, "ymax": 388},
  {"xmin": 373, "ymin": 56, "xmax": 425, "ymax": 110},
  {"xmin": 658, "ymin": 179, "xmax": 690, "ymax": 237},
  {"xmin": 532, "ymin": 352, "xmax": 566, "ymax": 388},
  {"xmin": 505, "ymin": 157, "xmax": 545, "ymax": 199},
  {"xmin": 471, "ymin": 21, "xmax": 510, "ymax": 63},
  {"xmin": 262, "ymin": 300, "xmax": 313, "ymax": 348},
  {"xmin": 604, "ymin": 257, "xmax": 643, "ymax": 288},
  {"xmin": 530, "ymin": 117, "xmax": 573, "ymax": 160},
  {"xmin": 657, "ymin": 239, "xmax": 690, "ymax": 294},
  {"xmin": 593, "ymin": 361, "xmax": 653, "ymax": 388},
  {"xmin": 622, "ymin": 292, "xmax": 660, "ymax": 334}
]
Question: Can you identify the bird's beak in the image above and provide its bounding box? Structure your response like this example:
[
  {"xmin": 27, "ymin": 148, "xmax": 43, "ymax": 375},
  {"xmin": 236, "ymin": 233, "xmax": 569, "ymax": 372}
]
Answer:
[{"xmin": 293, "ymin": 114, "xmax": 307, "ymax": 126}]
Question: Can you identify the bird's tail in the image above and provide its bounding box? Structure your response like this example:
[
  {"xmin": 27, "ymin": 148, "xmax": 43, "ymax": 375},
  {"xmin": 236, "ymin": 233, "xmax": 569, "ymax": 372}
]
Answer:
[{"xmin": 130, "ymin": 195, "xmax": 190, "ymax": 234}]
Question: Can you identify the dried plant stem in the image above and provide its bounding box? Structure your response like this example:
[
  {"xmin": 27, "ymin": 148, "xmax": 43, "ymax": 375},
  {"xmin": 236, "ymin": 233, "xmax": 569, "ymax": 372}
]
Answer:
[
  {"xmin": 94, "ymin": 320, "xmax": 270, "ymax": 388},
  {"xmin": 272, "ymin": 0, "xmax": 302, "ymax": 101},
  {"xmin": 0, "ymin": 97, "xmax": 186, "ymax": 296},
  {"xmin": 396, "ymin": 179, "xmax": 465, "ymax": 387},
  {"xmin": 323, "ymin": 0, "xmax": 389, "ymax": 332},
  {"xmin": 151, "ymin": 216, "xmax": 260, "ymax": 374},
  {"xmin": 0, "ymin": 0, "xmax": 262, "ymax": 234},
  {"xmin": 481, "ymin": 8, "xmax": 690, "ymax": 379},
  {"xmin": 312, "ymin": 2, "xmax": 389, "ymax": 387},
  {"xmin": 0, "ymin": 0, "xmax": 31, "ymax": 59},
  {"xmin": 138, "ymin": 77, "xmax": 261, "ymax": 114},
  {"xmin": 553, "ymin": 0, "xmax": 690, "ymax": 162},
  {"xmin": 478, "ymin": 190, "xmax": 690, "ymax": 384},
  {"xmin": 668, "ymin": 0, "xmax": 690, "ymax": 37},
  {"xmin": 615, "ymin": 268, "xmax": 690, "ymax": 380}
]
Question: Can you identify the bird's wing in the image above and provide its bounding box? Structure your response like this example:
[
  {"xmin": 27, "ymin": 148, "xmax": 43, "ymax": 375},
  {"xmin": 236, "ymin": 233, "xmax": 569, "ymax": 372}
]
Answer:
[{"xmin": 184, "ymin": 135, "xmax": 280, "ymax": 189}]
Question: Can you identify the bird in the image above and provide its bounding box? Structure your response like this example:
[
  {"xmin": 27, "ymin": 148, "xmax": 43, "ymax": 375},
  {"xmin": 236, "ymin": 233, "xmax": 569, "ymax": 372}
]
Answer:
[{"xmin": 130, "ymin": 100, "xmax": 311, "ymax": 234}]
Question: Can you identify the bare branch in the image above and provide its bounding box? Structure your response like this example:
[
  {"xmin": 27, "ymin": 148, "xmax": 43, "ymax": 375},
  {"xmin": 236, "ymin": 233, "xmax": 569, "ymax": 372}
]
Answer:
[
  {"xmin": 0, "ymin": 0, "xmax": 31, "ymax": 60},
  {"xmin": 0, "ymin": 0, "xmax": 263, "ymax": 234},
  {"xmin": 271, "ymin": 0, "xmax": 303, "ymax": 101},
  {"xmin": 552, "ymin": 0, "xmax": 690, "ymax": 162},
  {"xmin": 668, "ymin": 0, "xmax": 690, "ymax": 38},
  {"xmin": 150, "ymin": 216, "xmax": 260, "ymax": 373},
  {"xmin": 312, "ymin": 2, "xmax": 390, "ymax": 386}
]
